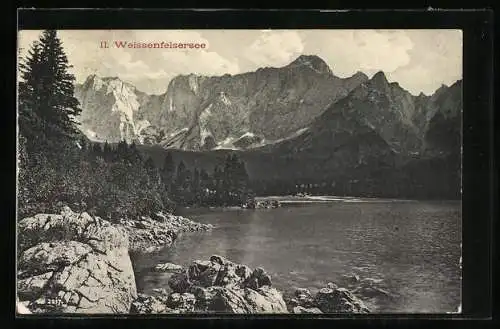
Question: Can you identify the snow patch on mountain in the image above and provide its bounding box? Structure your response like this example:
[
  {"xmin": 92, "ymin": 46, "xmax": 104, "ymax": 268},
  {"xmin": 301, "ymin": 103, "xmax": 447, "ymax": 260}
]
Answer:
[
  {"xmin": 199, "ymin": 104, "xmax": 213, "ymax": 123},
  {"xmin": 136, "ymin": 120, "xmax": 151, "ymax": 132},
  {"xmin": 198, "ymin": 103, "xmax": 214, "ymax": 145},
  {"xmin": 214, "ymin": 136, "xmax": 237, "ymax": 150},
  {"xmin": 200, "ymin": 128, "xmax": 212, "ymax": 145},
  {"xmin": 257, "ymin": 127, "xmax": 310, "ymax": 147},
  {"xmin": 92, "ymin": 76, "xmax": 104, "ymax": 90},
  {"xmin": 188, "ymin": 75, "xmax": 199, "ymax": 95},
  {"xmin": 239, "ymin": 132, "xmax": 256, "ymax": 138},
  {"xmin": 218, "ymin": 92, "xmax": 231, "ymax": 106},
  {"xmin": 169, "ymin": 127, "xmax": 189, "ymax": 138}
]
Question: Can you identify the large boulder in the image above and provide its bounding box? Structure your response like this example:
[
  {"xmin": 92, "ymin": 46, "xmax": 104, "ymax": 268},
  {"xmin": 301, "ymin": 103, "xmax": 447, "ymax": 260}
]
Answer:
[
  {"xmin": 169, "ymin": 255, "xmax": 244, "ymax": 293},
  {"xmin": 283, "ymin": 287, "xmax": 316, "ymax": 311},
  {"xmin": 165, "ymin": 292, "xmax": 196, "ymax": 313},
  {"xmin": 164, "ymin": 255, "xmax": 288, "ymax": 313},
  {"xmin": 17, "ymin": 207, "xmax": 137, "ymax": 314},
  {"xmin": 168, "ymin": 255, "xmax": 272, "ymax": 294},
  {"xmin": 130, "ymin": 293, "xmax": 171, "ymax": 314},
  {"xmin": 314, "ymin": 287, "xmax": 370, "ymax": 313},
  {"xmin": 283, "ymin": 282, "xmax": 371, "ymax": 314},
  {"xmin": 207, "ymin": 286, "xmax": 288, "ymax": 313}
]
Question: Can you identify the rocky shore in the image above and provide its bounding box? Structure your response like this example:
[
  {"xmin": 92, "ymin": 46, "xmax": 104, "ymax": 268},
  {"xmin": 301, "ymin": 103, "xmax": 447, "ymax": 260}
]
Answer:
[
  {"xmin": 119, "ymin": 212, "xmax": 213, "ymax": 253},
  {"xmin": 17, "ymin": 207, "xmax": 377, "ymax": 315},
  {"xmin": 131, "ymin": 254, "xmax": 370, "ymax": 314},
  {"xmin": 16, "ymin": 207, "xmax": 212, "ymax": 314}
]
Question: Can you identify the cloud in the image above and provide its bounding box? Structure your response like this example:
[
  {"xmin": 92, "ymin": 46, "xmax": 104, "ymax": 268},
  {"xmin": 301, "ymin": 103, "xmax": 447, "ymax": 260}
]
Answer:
[
  {"xmin": 390, "ymin": 30, "xmax": 462, "ymax": 94},
  {"xmin": 302, "ymin": 30, "xmax": 414, "ymax": 77},
  {"xmin": 160, "ymin": 49, "xmax": 240, "ymax": 77},
  {"xmin": 17, "ymin": 29, "xmax": 462, "ymax": 95},
  {"xmin": 244, "ymin": 31, "xmax": 304, "ymax": 67}
]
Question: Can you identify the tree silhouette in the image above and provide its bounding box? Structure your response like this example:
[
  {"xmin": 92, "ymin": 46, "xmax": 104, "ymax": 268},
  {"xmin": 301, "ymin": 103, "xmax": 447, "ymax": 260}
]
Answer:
[
  {"xmin": 161, "ymin": 151, "xmax": 176, "ymax": 192},
  {"xmin": 19, "ymin": 30, "xmax": 81, "ymax": 140}
]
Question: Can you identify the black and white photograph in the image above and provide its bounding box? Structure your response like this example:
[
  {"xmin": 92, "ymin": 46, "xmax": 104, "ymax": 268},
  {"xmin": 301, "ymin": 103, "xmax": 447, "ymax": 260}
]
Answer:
[{"xmin": 16, "ymin": 28, "xmax": 462, "ymax": 315}]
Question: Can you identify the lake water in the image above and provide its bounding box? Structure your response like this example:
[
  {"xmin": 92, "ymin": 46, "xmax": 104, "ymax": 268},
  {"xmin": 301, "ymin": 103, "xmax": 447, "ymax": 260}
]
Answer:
[{"xmin": 131, "ymin": 199, "xmax": 461, "ymax": 313}]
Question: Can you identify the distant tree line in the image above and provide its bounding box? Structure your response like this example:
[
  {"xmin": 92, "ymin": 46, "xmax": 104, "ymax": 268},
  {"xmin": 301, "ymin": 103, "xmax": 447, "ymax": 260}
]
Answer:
[
  {"xmin": 249, "ymin": 156, "xmax": 460, "ymax": 200},
  {"xmin": 159, "ymin": 152, "xmax": 254, "ymax": 207}
]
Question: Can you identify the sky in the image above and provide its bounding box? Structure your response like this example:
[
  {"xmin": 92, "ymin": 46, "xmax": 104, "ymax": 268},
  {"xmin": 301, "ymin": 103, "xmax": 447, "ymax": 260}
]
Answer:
[{"xmin": 17, "ymin": 29, "xmax": 462, "ymax": 96}]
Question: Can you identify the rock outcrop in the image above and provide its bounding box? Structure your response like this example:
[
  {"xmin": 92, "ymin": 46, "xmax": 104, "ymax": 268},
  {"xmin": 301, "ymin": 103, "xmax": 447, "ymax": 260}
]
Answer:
[
  {"xmin": 337, "ymin": 274, "xmax": 396, "ymax": 311},
  {"xmin": 120, "ymin": 212, "xmax": 213, "ymax": 253},
  {"xmin": 132, "ymin": 255, "xmax": 288, "ymax": 314},
  {"xmin": 283, "ymin": 282, "xmax": 370, "ymax": 314},
  {"xmin": 132, "ymin": 255, "xmax": 372, "ymax": 314},
  {"xmin": 17, "ymin": 207, "xmax": 137, "ymax": 314}
]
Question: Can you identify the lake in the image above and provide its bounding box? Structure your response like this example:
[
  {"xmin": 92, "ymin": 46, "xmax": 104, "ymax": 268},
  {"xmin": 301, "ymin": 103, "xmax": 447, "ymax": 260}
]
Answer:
[{"xmin": 131, "ymin": 198, "xmax": 462, "ymax": 313}]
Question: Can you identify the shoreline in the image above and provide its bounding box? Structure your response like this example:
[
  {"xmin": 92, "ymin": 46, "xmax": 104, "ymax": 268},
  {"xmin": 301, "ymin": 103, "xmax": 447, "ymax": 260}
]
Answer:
[
  {"xmin": 16, "ymin": 206, "xmax": 213, "ymax": 314},
  {"xmin": 130, "ymin": 254, "xmax": 374, "ymax": 314},
  {"xmin": 174, "ymin": 196, "xmax": 461, "ymax": 215},
  {"xmin": 256, "ymin": 195, "xmax": 462, "ymax": 203},
  {"xmin": 16, "ymin": 206, "xmax": 375, "ymax": 314},
  {"xmin": 16, "ymin": 203, "xmax": 458, "ymax": 314}
]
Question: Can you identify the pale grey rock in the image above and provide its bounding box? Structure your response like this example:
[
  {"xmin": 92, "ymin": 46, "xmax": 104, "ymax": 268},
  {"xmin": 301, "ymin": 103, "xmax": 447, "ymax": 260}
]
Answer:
[
  {"xmin": 208, "ymin": 286, "xmax": 288, "ymax": 313},
  {"xmin": 17, "ymin": 207, "xmax": 137, "ymax": 314},
  {"xmin": 292, "ymin": 306, "xmax": 323, "ymax": 314},
  {"xmin": 19, "ymin": 241, "xmax": 92, "ymax": 277},
  {"xmin": 153, "ymin": 262, "xmax": 183, "ymax": 272}
]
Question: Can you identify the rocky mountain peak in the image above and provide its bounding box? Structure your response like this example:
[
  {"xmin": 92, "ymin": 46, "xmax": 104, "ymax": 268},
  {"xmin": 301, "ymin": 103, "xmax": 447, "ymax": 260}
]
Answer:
[
  {"xmin": 370, "ymin": 71, "xmax": 389, "ymax": 87},
  {"xmin": 352, "ymin": 71, "xmax": 369, "ymax": 80},
  {"xmin": 288, "ymin": 55, "xmax": 332, "ymax": 75}
]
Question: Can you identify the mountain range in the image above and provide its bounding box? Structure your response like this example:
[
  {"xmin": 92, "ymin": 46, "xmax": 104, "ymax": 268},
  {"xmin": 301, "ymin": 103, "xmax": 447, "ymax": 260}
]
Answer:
[{"xmin": 74, "ymin": 55, "xmax": 462, "ymax": 199}]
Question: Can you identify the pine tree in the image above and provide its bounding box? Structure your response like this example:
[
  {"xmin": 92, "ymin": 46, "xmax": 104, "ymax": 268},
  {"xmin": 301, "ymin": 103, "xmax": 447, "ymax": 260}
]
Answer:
[
  {"xmin": 19, "ymin": 30, "xmax": 81, "ymax": 140},
  {"xmin": 144, "ymin": 156, "xmax": 155, "ymax": 172},
  {"xmin": 213, "ymin": 165, "xmax": 224, "ymax": 205},
  {"xmin": 19, "ymin": 41, "xmax": 43, "ymax": 141},
  {"xmin": 192, "ymin": 168, "xmax": 201, "ymax": 205},
  {"xmin": 103, "ymin": 141, "xmax": 112, "ymax": 159},
  {"xmin": 173, "ymin": 161, "xmax": 188, "ymax": 204},
  {"xmin": 199, "ymin": 168, "xmax": 211, "ymax": 205},
  {"xmin": 161, "ymin": 151, "xmax": 176, "ymax": 191}
]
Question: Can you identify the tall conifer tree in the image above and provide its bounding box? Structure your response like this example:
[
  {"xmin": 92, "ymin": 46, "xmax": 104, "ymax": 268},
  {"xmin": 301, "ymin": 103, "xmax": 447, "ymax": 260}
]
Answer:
[{"xmin": 19, "ymin": 30, "xmax": 81, "ymax": 139}]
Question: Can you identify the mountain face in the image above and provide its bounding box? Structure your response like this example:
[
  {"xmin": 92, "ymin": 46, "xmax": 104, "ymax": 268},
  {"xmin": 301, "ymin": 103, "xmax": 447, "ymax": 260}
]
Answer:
[
  {"xmin": 423, "ymin": 80, "xmax": 462, "ymax": 156},
  {"xmin": 276, "ymin": 70, "xmax": 462, "ymax": 157},
  {"xmin": 74, "ymin": 75, "xmax": 164, "ymax": 144},
  {"xmin": 75, "ymin": 54, "xmax": 462, "ymax": 198},
  {"xmin": 313, "ymin": 71, "xmax": 427, "ymax": 155},
  {"xmin": 226, "ymin": 74, "xmax": 462, "ymax": 196},
  {"xmin": 74, "ymin": 60, "xmax": 460, "ymax": 158},
  {"xmin": 158, "ymin": 55, "xmax": 369, "ymax": 150},
  {"xmin": 75, "ymin": 55, "xmax": 369, "ymax": 149}
]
